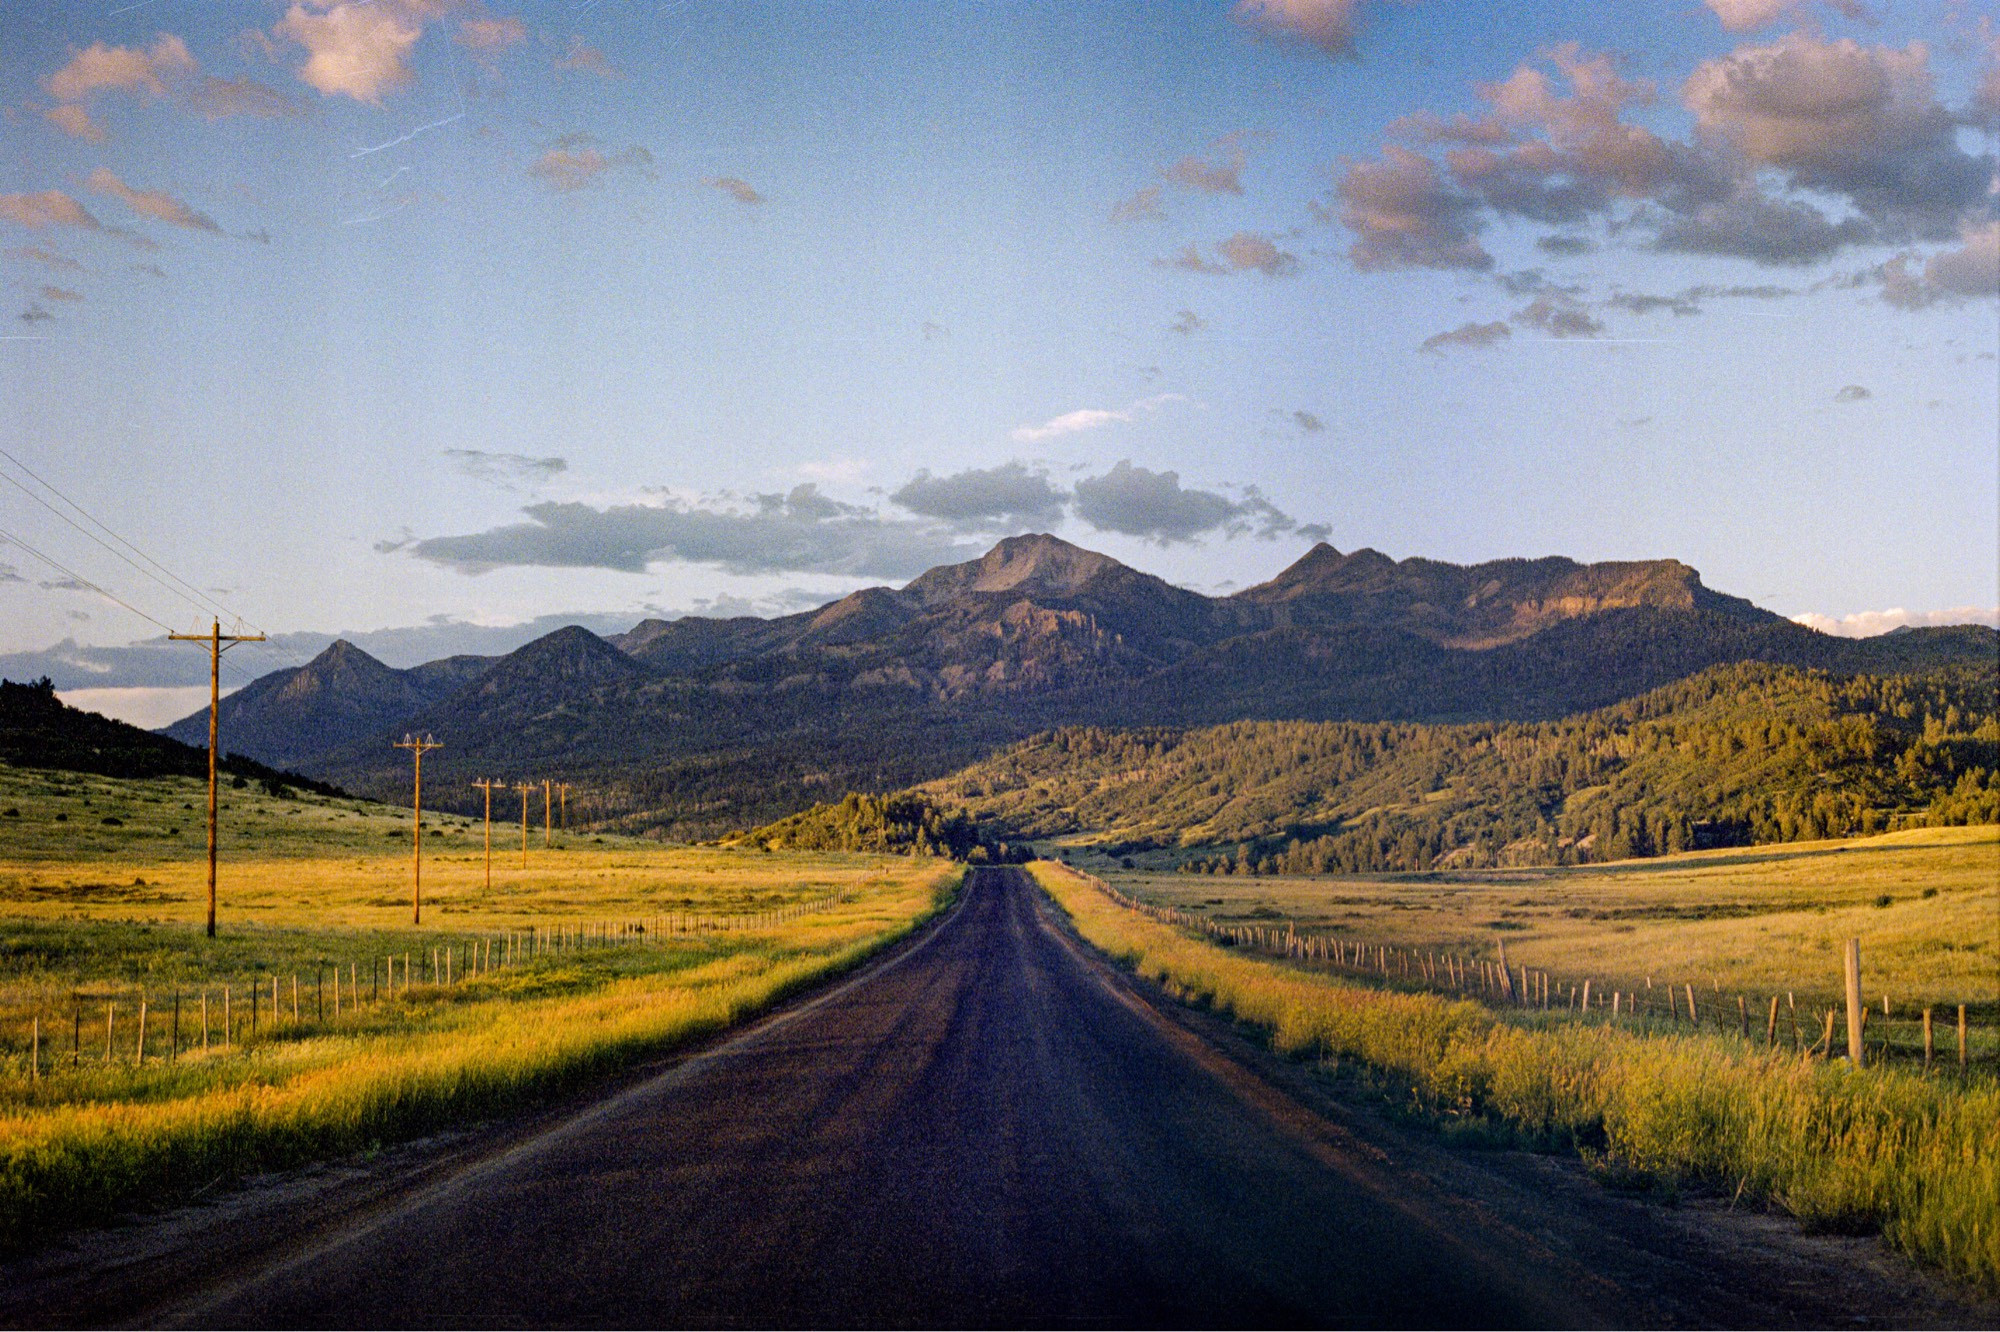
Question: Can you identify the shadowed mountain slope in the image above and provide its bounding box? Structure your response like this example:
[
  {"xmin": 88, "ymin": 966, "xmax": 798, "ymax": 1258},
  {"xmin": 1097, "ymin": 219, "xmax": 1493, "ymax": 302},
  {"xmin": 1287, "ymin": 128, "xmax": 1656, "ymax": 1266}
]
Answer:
[
  {"xmin": 160, "ymin": 639, "xmax": 492, "ymax": 771},
  {"xmin": 168, "ymin": 536, "xmax": 1999, "ymax": 836}
]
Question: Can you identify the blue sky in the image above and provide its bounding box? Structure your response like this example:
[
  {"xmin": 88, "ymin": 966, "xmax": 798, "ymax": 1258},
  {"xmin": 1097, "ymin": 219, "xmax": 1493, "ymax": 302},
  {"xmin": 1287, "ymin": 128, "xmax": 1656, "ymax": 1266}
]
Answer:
[{"xmin": 2, "ymin": 0, "xmax": 1996, "ymax": 720}]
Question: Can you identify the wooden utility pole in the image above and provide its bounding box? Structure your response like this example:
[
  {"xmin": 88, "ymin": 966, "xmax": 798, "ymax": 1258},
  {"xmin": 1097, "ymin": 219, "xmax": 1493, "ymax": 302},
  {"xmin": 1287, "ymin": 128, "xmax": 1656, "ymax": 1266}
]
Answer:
[
  {"xmin": 394, "ymin": 735, "xmax": 442, "ymax": 924},
  {"xmin": 543, "ymin": 780, "xmax": 553, "ymax": 848},
  {"xmin": 167, "ymin": 618, "xmax": 265, "ymax": 938},
  {"xmin": 1843, "ymin": 937, "xmax": 1865, "ymax": 1068},
  {"xmin": 471, "ymin": 779, "xmax": 498, "ymax": 891},
  {"xmin": 515, "ymin": 782, "xmax": 534, "ymax": 868}
]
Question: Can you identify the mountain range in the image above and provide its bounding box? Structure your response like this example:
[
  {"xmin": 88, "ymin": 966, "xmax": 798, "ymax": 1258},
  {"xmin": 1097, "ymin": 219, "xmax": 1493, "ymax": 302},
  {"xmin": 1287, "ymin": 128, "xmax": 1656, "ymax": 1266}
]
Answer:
[{"xmin": 155, "ymin": 535, "xmax": 1998, "ymax": 835}]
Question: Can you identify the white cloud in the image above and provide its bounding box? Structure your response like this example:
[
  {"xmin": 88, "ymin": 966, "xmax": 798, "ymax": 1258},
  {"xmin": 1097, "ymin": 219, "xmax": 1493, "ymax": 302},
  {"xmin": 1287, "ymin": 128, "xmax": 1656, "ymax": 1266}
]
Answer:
[
  {"xmin": 1792, "ymin": 607, "xmax": 2000, "ymax": 637},
  {"xmin": 1702, "ymin": 0, "xmax": 1868, "ymax": 33},
  {"xmin": 1232, "ymin": 0, "xmax": 1377, "ymax": 58},
  {"xmin": 274, "ymin": 1, "xmax": 447, "ymax": 103},
  {"xmin": 45, "ymin": 34, "xmax": 195, "ymax": 102},
  {"xmin": 1010, "ymin": 393, "xmax": 1187, "ymax": 443}
]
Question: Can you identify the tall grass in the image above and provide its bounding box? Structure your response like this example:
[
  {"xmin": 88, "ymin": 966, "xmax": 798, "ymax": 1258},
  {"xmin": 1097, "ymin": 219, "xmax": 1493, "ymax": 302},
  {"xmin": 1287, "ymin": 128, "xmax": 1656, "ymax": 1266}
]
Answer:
[
  {"xmin": 0, "ymin": 864, "xmax": 960, "ymax": 1250},
  {"xmin": 1033, "ymin": 861, "xmax": 2000, "ymax": 1290}
]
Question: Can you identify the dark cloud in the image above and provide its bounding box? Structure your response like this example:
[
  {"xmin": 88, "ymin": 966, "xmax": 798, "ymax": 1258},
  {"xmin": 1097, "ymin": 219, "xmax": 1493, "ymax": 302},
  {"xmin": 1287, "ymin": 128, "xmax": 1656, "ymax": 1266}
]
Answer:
[
  {"xmin": 1333, "ymin": 146, "xmax": 1491, "ymax": 271},
  {"xmin": 889, "ymin": 464, "xmax": 1068, "ymax": 529},
  {"xmin": 1327, "ymin": 34, "xmax": 1993, "ymax": 284},
  {"xmin": 1536, "ymin": 233, "xmax": 1596, "ymax": 256},
  {"xmin": 1419, "ymin": 320, "xmax": 1511, "ymax": 353},
  {"xmin": 1168, "ymin": 308, "xmax": 1205, "ymax": 335},
  {"xmin": 403, "ymin": 487, "xmax": 977, "ymax": 579},
  {"xmin": 1512, "ymin": 294, "xmax": 1605, "ymax": 337},
  {"xmin": 1879, "ymin": 223, "xmax": 2000, "ymax": 309},
  {"xmin": 18, "ymin": 306, "xmax": 54, "ymax": 324},
  {"xmin": 444, "ymin": 449, "xmax": 568, "ymax": 490},
  {"xmin": 1651, "ymin": 191, "xmax": 1875, "ymax": 265},
  {"xmin": 1683, "ymin": 33, "xmax": 1989, "ymax": 241},
  {"xmin": 1072, "ymin": 460, "xmax": 1316, "ymax": 544},
  {"xmin": 1292, "ymin": 410, "xmax": 1325, "ymax": 433},
  {"xmin": 1834, "ymin": 384, "xmax": 1871, "ymax": 402},
  {"xmin": 1606, "ymin": 292, "xmax": 1701, "ymax": 316}
]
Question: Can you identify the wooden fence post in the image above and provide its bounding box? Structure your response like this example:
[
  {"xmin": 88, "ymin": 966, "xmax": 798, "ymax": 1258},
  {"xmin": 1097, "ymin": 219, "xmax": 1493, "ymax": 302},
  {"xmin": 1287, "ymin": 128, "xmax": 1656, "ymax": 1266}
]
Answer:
[
  {"xmin": 1923, "ymin": 1007, "xmax": 1934, "ymax": 1069},
  {"xmin": 1737, "ymin": 994, "xmax": 1748, "ymax": 1040},
  {"xmin": 1766, "ymin": 994, "xmax": 1779, "ymax": 1047},
  {"xmin": 1685, "ymin": 983, "xmax": 1698, "ymax": 1026},
  {"xmin": 136, "ymin": 997, "xmax": 147, "ymax": 1064},
  {"xmin": 1843, "ymin": 938, "xmax": 1865, "ymax": 1067},
  {"xmin": 104, "ymin": 1002, "xmax": 114, "ymax": 1062}
]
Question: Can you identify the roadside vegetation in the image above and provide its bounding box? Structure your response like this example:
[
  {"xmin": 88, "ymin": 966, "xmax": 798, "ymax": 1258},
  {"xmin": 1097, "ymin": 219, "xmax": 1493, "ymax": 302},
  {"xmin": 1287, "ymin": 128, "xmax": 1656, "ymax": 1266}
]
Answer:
[
  {"xmin": 0, "ymin": 763, "xmax": 962, "ymax": 1250},
  {"xmin": 1082, "ymin": 826, "xmax": 1998, "ymax": 1026},
  {"xmin": 1032, "ymin": 851, "xmax": 2000, "ymax": 1291}
]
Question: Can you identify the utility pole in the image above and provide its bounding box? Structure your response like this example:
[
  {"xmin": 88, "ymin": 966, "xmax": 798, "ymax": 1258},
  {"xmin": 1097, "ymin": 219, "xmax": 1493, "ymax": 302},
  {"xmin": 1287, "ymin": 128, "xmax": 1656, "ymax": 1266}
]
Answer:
[
  {"xmin": 168, "ymin": 618, "xmax": 265, "ymax": 938},
  {"xmin": 543, "ymin": 779, "xmax": 553, "ymax": 849},
  {"xmin": 394, "ymin": 735, "xmax": 442, "ymax": 924},
  {"xmin": 515, "ymin": 782, "xmax": 534, "ymax": 868},
  {"xmin": 471, "ymin": 778, "xmax": 498, "ymax": 891}
]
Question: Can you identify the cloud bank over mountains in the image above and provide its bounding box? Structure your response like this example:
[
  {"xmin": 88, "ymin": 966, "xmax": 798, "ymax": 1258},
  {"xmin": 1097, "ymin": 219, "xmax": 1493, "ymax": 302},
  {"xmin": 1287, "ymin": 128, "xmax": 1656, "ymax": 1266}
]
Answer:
[{"xmin": 396, "ymin": 456, "xmax": 1329, "ymax": 581}]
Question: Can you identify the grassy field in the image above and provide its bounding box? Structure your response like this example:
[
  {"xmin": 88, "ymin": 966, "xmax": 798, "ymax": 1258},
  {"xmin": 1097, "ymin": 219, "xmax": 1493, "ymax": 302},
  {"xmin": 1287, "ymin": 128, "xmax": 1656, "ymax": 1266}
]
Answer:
[
  {"xmin": 1071, "ymin": 826, "xmax": 1998, "ymax": 1040},
  {"xmin": 0, "ymin": 764, "xmax": 962, "ymax": 1249},
  {"xmin": 1032, "ymin": 859, "xmax": 2000, "ymax": 1291}
]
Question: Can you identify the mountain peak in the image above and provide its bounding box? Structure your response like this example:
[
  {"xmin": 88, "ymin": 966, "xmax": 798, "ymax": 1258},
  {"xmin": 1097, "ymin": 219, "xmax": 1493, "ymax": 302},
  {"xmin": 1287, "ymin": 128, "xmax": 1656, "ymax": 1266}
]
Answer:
[
  {"xmin": 476, "ymin": 625, "xmax": 645, "ymax": 688},
  {"xmin": 1236, "ymin": 547, "xmax": 1774, "ymax": 648},
  {"xmin": 905, "ymin": 533, "xmax": 1130, "ymax": 605}
]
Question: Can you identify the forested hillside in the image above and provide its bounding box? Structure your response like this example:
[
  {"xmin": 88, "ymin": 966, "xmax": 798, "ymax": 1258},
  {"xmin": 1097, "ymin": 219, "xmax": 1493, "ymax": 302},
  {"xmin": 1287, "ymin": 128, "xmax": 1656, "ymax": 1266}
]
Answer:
[{"xmin": 924, "ymin": 663, "xmax": 1999, "ymax": 873}]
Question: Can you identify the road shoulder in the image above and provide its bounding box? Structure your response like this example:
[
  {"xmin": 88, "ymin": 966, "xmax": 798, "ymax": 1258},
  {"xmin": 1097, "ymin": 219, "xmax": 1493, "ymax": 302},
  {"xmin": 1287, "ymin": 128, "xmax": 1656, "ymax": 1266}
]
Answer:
[{"xmin": 1026, "ymin": 876, "xmax": 2000, "ymax": 1330}]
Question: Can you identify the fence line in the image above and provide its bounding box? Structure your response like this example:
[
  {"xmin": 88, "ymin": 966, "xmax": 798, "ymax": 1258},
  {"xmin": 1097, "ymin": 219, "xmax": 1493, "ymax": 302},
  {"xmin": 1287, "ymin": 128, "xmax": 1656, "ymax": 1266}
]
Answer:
[
  {"xmin": 3, "ymin": 887, "xmax": 856, "ymax": 1077},
  {"xmin": 1075, "ymin": 870, "xmax": 1983, "ymax": 1071}
]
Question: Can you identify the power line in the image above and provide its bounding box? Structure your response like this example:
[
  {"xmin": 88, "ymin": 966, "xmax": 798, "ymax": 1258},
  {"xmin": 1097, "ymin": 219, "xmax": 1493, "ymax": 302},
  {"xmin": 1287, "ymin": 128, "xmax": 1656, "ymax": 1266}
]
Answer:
[
  {"xmin": 0, "ymin": 521, "xmax": 175, "ymax": 634},
  {"xmin": 0, "ymin": 468, "xmax": 222, "ymax": 623},
  {"xmin": 0, "ymin": 524, "xmax": 260, "ymax": 692},
  {"xmin": 0, "ymin": 446, "xmax": 315, "ymax": 673},
  {"xmin": 0, "ymin": 445, "xmax": 239, "ymax": 624}
]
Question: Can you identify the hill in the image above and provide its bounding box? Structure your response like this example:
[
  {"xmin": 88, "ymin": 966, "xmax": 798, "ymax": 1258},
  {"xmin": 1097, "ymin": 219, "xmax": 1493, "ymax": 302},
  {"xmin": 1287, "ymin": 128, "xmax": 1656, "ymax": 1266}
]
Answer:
[
  {"xmin": 160, "ymin": 640, "xmax": 491, "ymax": 771},
  {"xmin": 0, "ymin": 676, "xmax": 343, "ymax": 794},
  {"xmin": 922, "ymin": 661, "xmax": 1999, "ymax": 871},
  {"xmin": 158, "ymin": 536, "xmax": 1999, "ymax": 835}
]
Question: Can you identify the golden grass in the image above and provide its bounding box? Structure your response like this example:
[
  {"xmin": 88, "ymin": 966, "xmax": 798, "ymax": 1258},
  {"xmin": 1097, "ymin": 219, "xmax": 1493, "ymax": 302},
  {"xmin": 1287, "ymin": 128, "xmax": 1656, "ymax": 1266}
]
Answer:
[
  {"xmin": 0, "ymin": 765, "xmax": 962, "ymax": 1249},
  {"xmin": 1085, "ymin": 826, "xmax": 2000, "ymax": 1017},
  {"xmin": 1033, "ymin": 859, "xmax": 2000, "ymax": 1291}
]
